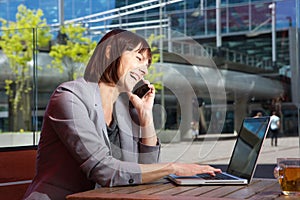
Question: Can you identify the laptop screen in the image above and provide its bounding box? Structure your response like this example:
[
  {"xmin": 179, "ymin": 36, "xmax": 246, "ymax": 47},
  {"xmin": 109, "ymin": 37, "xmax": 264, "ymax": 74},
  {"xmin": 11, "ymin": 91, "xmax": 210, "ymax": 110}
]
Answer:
[{"xmin": 226, "ymin": 117, "xmax": 270, "ymax": 182}]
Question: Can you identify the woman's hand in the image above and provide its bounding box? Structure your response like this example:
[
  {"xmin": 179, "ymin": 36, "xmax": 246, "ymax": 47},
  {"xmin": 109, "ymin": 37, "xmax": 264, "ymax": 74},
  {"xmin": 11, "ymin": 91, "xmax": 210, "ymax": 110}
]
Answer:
[
  {"xmin": 140, "ymin": 163, "xmax": 222, "ymax": 183},
  {"xmin": 128, "ymin": 81, "xmax": 157, "ymax": 146},
  {"xmin": 171, "ymin": 163, "xmax": 222, "ymax": 177},
  {"xmin": 128, "ymin": 81, "xmax": 155, "ymax": 126}
]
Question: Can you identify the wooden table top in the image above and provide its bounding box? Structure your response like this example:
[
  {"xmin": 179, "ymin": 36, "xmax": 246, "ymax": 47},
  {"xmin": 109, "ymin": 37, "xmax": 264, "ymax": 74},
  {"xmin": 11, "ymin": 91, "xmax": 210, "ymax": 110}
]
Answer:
[{"xmin": 66, "ymin": 178, "xmax": 299, "ymax": 200}]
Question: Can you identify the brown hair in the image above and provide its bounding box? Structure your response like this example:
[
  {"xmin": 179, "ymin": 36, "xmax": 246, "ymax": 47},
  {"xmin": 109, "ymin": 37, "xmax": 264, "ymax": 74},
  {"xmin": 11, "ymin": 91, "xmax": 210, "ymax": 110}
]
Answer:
[{"xmin": 84, "ymin": 29, "xmax": 152, "ymax": 83}]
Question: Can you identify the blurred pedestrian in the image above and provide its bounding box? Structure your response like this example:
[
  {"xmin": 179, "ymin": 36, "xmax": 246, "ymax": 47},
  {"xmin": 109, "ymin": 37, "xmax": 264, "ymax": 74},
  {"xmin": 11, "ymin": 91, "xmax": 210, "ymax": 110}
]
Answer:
[
  {"xmin": 269, "ymin": 111, "xmax": 280, "ymax": 146},
  {"xmin": 253, "ymin": 112, "xmax": 262, "ymax": 118}
]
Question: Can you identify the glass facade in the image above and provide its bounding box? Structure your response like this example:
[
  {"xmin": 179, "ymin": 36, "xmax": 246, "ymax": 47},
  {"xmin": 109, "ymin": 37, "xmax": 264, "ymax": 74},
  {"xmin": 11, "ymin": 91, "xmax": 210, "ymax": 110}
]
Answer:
[
  {"xmin": 0, "ymin": 0, "xmax": 115, "ymax": 24},
  {"xmin": 0, "ymin": 0, "xmax": 299, "ymax": 165}
]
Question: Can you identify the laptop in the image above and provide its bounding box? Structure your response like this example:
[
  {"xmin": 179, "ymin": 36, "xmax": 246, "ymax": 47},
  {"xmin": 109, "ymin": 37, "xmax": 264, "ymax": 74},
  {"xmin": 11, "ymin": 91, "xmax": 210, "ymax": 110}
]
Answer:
[{"xmin": 168, "ymin": 116, "xmax": 271, "ymax": 185}]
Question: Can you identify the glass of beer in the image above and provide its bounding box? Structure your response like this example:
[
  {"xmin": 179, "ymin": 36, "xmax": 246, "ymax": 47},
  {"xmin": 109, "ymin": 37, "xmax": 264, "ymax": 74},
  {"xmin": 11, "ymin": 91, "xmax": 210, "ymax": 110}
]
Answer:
[{"xmin": 274, "ymin": 158, "xmax": 300, "ymax": 196}]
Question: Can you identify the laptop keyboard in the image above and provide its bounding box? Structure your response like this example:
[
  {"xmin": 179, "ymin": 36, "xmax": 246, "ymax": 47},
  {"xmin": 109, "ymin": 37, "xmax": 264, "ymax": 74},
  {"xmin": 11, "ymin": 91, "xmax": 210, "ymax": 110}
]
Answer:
[{"xmin": 197, "ymin": 173, "xmax": 237, "ymax": 180}]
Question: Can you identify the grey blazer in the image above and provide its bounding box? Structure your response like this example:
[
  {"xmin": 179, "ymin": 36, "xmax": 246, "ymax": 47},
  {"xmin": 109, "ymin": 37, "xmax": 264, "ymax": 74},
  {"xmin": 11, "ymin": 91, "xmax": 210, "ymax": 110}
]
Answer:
[{"xmin": 24, "ymin": 78, "xmax": 160, "ymax": 200}]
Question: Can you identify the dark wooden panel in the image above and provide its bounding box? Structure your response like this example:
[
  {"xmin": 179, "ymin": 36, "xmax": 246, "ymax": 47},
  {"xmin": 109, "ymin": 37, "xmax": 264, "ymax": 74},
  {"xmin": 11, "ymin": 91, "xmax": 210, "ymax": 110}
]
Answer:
[
  {"xmin": 0, "ymin": 147, "xmax": 37, "ymax": 200},
  {"xmin": 0, "ymin": 148, "xmax": 37, "ymax": 183},
  {"xmin": 0, "ymin": 183, "xmax": 30, "ymax": 200}
]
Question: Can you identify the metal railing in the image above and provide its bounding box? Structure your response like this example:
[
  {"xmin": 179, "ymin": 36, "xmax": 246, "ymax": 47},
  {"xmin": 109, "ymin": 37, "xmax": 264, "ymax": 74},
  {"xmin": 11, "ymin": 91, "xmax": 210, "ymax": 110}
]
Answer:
[
  {"xmin": 168, "ymin": 40, "xmax": 273, "ymax": 70},
  {"xmin": 63, "ymin": 0, "xmax": 183, "ymax": 25}
]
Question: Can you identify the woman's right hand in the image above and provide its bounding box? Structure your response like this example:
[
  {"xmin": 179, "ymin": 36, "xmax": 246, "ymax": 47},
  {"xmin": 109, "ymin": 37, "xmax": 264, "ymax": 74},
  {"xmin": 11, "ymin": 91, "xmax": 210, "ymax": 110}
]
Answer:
[{"xmin": 127, "ymin": 82, "xmax": 155, "ymax": 127}]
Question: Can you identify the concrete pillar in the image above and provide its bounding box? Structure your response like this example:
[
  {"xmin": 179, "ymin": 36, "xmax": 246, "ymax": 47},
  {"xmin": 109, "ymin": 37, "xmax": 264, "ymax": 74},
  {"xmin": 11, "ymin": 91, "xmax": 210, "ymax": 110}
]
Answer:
[
  {"xmin": 234, "ymin": 95, "xmax": 248, "ymax": 134},
  {"xmin": 178, "ymin": 93, "xmax": 194, "ymax": 140}
]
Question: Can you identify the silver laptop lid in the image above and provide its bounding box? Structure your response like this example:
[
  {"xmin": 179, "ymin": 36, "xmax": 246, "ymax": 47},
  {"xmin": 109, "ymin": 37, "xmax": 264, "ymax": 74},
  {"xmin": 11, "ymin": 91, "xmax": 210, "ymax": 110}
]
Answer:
[{"xmin": 226, "ymin": 116, "xmax": 270, "ymax": 182}]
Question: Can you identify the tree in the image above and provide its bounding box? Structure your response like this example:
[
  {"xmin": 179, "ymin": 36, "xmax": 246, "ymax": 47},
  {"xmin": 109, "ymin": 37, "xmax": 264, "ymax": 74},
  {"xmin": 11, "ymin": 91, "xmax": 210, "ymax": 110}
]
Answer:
[
  {"xmin": 145, "ymin": 33, "xmax": 163, "ymax": 90},
  {"xmin": 49, "ymin": 24, "xmax": 97, "ymax": 81},
  {"xmin": 0, "ymin": 5, "xmax": 51, "ymax": 131}
]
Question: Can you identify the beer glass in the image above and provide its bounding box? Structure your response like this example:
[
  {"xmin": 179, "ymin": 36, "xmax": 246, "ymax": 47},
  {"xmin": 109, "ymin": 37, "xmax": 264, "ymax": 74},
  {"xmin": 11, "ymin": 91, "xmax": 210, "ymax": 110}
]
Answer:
[{"xmin": 274, "ymin": 158, "xmax": 300, "ymax": 196}]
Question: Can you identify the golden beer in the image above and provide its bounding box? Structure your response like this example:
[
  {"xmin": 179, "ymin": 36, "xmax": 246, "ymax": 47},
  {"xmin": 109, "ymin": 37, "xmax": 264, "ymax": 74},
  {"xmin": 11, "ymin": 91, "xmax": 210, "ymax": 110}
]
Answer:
[{"xmin": 275, "ymin": 158, "xmax": 300, "ymax": 196}]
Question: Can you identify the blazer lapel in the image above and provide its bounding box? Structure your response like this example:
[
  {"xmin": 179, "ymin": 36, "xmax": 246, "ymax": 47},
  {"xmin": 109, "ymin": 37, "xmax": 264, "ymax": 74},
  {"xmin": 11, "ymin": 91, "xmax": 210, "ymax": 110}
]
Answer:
[
  {"xmin": 115, "ymin": 94, "xmax": 138, "ymax": 162},
  {"xmin": 86, "ymin": 79, "xmax": 111, "ymax": 151}
]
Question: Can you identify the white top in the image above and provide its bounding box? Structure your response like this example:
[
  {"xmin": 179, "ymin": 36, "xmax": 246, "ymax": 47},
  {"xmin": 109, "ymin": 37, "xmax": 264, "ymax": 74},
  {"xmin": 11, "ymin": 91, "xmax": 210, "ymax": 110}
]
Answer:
[{"xmin": 270, "ymin": 114, "xmax": 280, "ymax": 130}]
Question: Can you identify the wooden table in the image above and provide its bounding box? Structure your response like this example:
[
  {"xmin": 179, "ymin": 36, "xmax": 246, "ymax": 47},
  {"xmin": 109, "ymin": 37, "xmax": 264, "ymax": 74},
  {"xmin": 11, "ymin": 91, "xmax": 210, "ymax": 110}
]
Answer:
[{"xmin": 66, "ymin": 178, "xmax": 299, "ymax": 200}]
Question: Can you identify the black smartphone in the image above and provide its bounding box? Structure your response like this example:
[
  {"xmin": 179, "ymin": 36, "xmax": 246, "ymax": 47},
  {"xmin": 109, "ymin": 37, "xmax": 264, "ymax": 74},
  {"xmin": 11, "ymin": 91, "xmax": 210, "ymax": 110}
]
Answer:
[
  {"xmin": 132, "ymin": 80, "xmax": 150, "ymax": 98},
  {"xmin": 129, "ymin": 80, "xmax": 150, "ymax": 108}
]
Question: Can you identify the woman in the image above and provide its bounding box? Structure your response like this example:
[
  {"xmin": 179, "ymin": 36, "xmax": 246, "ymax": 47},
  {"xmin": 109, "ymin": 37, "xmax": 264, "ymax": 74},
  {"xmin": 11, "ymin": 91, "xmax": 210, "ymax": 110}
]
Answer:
[{"xmin": 24, "ymin": 29, "xmax": 221, "ymax": 200}]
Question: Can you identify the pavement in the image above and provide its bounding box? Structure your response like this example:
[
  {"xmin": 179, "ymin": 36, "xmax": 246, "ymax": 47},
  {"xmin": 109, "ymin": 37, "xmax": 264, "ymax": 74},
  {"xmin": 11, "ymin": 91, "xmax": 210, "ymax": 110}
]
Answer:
[{"xmin": 159, "ymin": 135, "xmax": 300, "ymax": 165}]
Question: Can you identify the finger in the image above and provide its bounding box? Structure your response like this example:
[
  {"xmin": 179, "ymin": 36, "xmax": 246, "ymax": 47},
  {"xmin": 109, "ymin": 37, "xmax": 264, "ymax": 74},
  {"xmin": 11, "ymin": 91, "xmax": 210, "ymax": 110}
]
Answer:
[
  {"xmin": 207, "ymin": 168, "xmax": 222, "ymax": 176},
  {"xmin": 143, "ymin": 79, "xmax": 150, "ymax": 85},
  {"xmin": 128, "ymin": 92, "xmax": 138, "ymax": 104},
  {"xmin": 147, "ymin": 85, "xmax": 155, "ymax": 95},
  {"xmin": 149, "ymin": 84, "xmax": 155, "ymax": 91}
]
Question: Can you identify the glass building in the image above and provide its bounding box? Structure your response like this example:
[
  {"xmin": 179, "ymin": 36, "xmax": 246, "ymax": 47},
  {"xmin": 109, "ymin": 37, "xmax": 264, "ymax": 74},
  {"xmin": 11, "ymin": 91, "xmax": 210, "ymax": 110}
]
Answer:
[
  {"xmin": 0, "ymin": 0, "xmax": 299, "ymax": 145},
  {"xmin": 0, "ymin": 0, "xmax": 115, "ymax": 24}
]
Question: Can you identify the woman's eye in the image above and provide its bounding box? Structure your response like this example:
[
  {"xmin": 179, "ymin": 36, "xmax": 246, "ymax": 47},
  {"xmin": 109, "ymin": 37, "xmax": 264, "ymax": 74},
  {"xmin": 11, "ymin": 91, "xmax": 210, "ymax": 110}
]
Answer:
[{"xmin": 136, "ymin": 56, "xmax": 142, "ymax": 61}]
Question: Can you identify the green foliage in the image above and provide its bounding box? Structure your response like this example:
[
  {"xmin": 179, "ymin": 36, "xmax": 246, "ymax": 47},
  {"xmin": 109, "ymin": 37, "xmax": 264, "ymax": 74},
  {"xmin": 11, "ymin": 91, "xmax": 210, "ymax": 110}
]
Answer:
[
  {"xmin": 146, "ymin": 34, "xmax": 164, "ymax": 91},
  {"xmin": 49, "ymin": 23, "xmax": 97, "ymax": 80},
  {"xmin": 0, "ymin": 5, "xmax": 51, "ymax": 117}
]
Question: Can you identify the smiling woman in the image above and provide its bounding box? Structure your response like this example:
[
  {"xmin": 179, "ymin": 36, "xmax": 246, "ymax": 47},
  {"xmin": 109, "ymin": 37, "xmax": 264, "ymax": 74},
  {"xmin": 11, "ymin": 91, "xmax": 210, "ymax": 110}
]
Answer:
[
  {"xmin": 84, "ymin": 29, "xmax": 152, "ymax": 85},
  {"xmin": 23, "ymin": 29, "xmax": 221, "ymax": 200}
]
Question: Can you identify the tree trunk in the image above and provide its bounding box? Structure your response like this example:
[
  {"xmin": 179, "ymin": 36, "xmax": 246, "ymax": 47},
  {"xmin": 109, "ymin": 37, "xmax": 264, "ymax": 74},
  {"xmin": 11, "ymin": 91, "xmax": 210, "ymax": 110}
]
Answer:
[{"xmin": 8, "ymin": 83, "xmax": 32, "ymax": 132}]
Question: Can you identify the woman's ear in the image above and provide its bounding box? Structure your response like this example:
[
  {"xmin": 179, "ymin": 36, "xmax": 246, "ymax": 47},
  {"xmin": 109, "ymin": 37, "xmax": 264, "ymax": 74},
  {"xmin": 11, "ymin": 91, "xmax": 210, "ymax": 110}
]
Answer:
[{"xmin": 105, "ymin": 45, "xmax": 111, "ymax": 59}]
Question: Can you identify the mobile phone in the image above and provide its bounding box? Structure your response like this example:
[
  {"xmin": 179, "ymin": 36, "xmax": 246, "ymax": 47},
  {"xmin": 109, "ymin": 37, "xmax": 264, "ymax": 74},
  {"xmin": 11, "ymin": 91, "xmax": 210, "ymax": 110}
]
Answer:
[
  {"xmin": 129, "ymin": 80, "xmax": 150, "ymax": 108},
  {"xmin": 132, "ymin": 80, "xmax": 150, "ymax": 98}
]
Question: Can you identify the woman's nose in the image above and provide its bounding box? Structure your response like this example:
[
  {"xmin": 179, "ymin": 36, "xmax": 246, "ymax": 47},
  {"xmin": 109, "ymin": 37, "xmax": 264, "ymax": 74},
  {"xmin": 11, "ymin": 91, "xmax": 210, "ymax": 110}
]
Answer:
[{"xmin": 139, "ymin": 66, "xmax": 148, "ymax": 76}]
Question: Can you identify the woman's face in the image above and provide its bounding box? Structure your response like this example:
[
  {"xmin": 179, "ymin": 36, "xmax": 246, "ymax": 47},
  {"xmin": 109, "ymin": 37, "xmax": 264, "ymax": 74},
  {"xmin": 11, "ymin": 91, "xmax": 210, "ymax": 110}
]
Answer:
[{"xmin": 117, "ymin": 44, "xmax": 150, "ymax": 92}]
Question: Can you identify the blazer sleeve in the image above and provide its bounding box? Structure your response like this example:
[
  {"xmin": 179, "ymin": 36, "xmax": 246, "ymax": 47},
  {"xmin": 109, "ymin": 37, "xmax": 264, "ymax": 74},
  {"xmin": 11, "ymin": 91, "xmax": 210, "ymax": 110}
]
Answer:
[
  {"xmin": 116, "ymin": 94, "xmax": 161, "ymax": 164},
  {"xmin": 46, "ymin": 81, "xmax": 142, "ymax": 187},
  {"xmin": 138, "ymin": 140, "xmax": 161, "ymax": 164}
]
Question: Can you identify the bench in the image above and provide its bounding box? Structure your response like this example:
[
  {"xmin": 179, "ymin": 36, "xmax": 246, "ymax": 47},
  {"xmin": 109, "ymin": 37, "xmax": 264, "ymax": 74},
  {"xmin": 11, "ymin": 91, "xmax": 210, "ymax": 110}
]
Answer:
[{"xmin": 0, "ymin": 146, "xmax": 37, "ymax": 200}]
